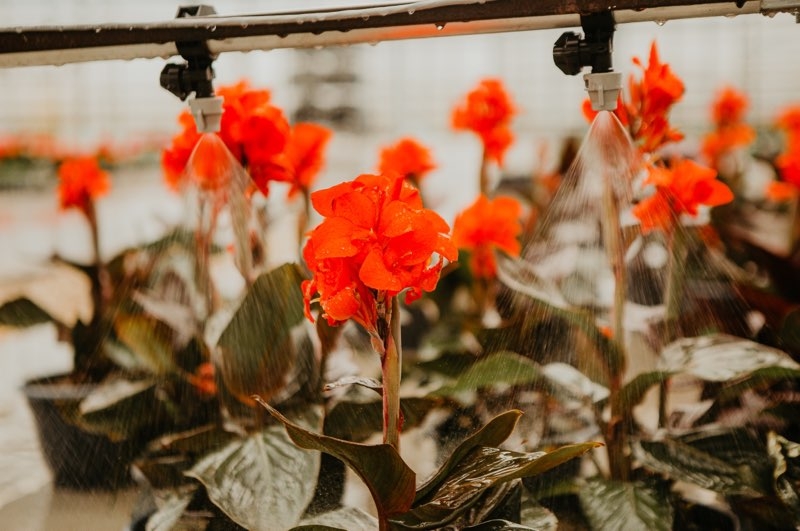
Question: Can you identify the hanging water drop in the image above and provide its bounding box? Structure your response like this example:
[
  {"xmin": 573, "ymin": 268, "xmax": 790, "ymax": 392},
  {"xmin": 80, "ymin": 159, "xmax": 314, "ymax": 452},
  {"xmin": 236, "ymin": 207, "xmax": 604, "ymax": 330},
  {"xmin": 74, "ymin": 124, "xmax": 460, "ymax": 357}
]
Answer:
[
  {"xmin": 654, "ymin": 19, "xmax": 667, "ymax": 26},
  {"xmin": 408, "ymin": 8, "xmax": 415, "ymax": 15},
  {"xmin": 436, "ymin": 23, "xmax": 446, "ymax": 31},
  {"xmin": 14, "ymin": 27, "xmax": 22, "ymax": 34},
  {"xmin": 209, "ymin": 25, "xmax": 217, "ymax": 32},
  {"xmin": 362, "ymin": 15, "xmax": 370, "ymax": 21},
  {"xmin": 94, "ymin": 28, "xmax": 101, "ymax": 33}
]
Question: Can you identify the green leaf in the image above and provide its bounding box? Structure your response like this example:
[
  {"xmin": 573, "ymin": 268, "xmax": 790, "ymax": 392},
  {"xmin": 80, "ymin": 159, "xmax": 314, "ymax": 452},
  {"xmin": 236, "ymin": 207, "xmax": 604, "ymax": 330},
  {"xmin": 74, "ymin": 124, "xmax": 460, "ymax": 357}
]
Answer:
[
  {"xmin": 115, "ymin": 314, "xmax": 178, "ymax": 376},
  {"xmin": 78, "ymin": 379, "xmax": 160, "ymax": 440},
  {"xmin": 519, "ymin": 496, "xmax": 558, "ymax": 531},
  {"xmin": 609, "ymin": 370, "xmax": 672, "ymax": 414},
  {"xmin": 324, "ymin": 397, "xmax": 444, "ymax": 442},
  {"xmin": 217, "ymin": 264, "xmax": 305, "ymax": 404},
  {"xmin": 293, "ymin": 506, "xmax": 378, "ymax": 531},
  {"xmin": 258, "ymin": 399, "xmax": 416, "ymax": 520},
  {"xmin": 186, "ymin": 422, "xmax": 321, "ymax": 531},
  {"xmin": 432, "ymin": 352, "xmax": 543, "ymax": 398},
  {"xmin": 779, "ymin": 309, "xmax": 800, "ymax": 355},
  {"xmin": 636, "ymin": 437, "xmax": 767, "ymax": 496},
  {"xmin": 660, "ymin": 334, "xmax": 800, "ymax": 382},
  {"xmin": 579, "ymin": 478, "xmax": 673, "ymax": 531},
  {"xmin": 145, "ymin": 489, "xmax": 196, "ymax": 531},
  {"xmin": 0, "ymin": 297, "xmax": 55, "ymax": 327},
  {"xmin": 395, "ymin": 442, "xmax": 598, "ymax": 530},
  {"xmin": 415, "ymin": 410, "xmax": 523, "ymax": 503}
]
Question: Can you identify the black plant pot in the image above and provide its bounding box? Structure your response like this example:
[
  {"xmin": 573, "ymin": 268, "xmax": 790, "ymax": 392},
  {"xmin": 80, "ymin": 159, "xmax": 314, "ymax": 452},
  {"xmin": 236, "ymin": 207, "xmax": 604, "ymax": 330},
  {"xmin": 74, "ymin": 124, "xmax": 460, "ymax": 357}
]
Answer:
[{"xmin": 23, "ymin": 374, "xmax": 140, "ymax": 490}]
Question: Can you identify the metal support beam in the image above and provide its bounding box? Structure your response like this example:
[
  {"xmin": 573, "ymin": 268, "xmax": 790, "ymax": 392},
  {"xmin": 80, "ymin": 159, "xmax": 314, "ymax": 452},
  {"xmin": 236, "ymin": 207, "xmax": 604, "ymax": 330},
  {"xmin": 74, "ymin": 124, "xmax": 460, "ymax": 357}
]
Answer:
[{"xmin": 0, "ymin": 0, "xmax": 794, "ymax": 68}]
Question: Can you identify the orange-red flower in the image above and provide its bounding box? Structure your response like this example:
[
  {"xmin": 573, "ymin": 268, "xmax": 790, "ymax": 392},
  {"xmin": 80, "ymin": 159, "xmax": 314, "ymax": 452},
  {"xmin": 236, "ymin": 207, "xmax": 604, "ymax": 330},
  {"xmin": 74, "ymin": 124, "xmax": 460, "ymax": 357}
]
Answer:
[
  {"xmin": 162, "ymin": 80, "xmax": 290, "ymax": 195},
  {"xmin": 776, "ymin": 105, "xmax": 800, "ymax": 136},
  {"xmin": 281, "ymin": 122, "xmax": 333, "ymax": 199},
  {"xmin": 302, "ymin": 173, "xmax": 457, "ymax": 335},
  {"xmin": 452, "ymin": 78, "xmax": 516, "ymax": 166},
  {"xmin": 768, "ymin": 105, "xmax": 800, "ymax": 200},
  {"xmin": 452, "ymin": 194, "xmax": 522, "ymax": 279},
  {"xmin": 765, "ymin": 181, "xmax": 798, "ymax": 203},
  {"xmin": 378, "ymin": 137, "xmax": 436, "ymax": 185},
  {"xmin": 57, "ymin": 156, "xmax": 111, "ymax": 213},
  {"xmin": 701, "ymin": 86, "xmax": 755, "ymax": 167},
  {"xmin": 583, "ymin": 42, "xmax": 684, "ymax": 154},
  {"xmin": 632, "ymin": 159, "xmax": 733, "ymax": 233}
]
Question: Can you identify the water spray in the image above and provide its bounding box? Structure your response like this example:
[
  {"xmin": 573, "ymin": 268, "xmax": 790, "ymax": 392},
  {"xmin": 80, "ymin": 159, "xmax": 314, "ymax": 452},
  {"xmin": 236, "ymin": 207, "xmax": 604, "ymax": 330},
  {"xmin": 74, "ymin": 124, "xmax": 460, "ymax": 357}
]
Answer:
[
  {"xmin": 159, "ymin": 5, "xmax": 223, "ymax": 134},
  {"xmin": 552, "ymin": 11, "xmax": 622, "ymax": 112}
]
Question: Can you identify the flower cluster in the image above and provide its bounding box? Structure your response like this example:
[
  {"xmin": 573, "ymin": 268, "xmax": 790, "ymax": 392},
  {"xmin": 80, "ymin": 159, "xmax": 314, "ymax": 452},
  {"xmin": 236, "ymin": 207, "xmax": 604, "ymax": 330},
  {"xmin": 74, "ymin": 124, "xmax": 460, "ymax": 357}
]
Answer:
[
  {"xmin": 378, "ymin": 137, "xmax": 436, "ymax": 186},
  {"xmin": 302, "ymin": 173, "xmax": 456, "ymax": 337},
  {"xmin": 769, "ymin": 105, "xmax": 800, "ymax": 201},
  {"xmin": 701, "ymin": 86, "xmax": 755, "ymax": 168},
  {"xmin": 57, "ymin": 155, "xmax": 111, "ymax": 215},
  {"xmin": 584, "ymin": 42, "xmax": 684, "ymax": 154},
  {"xmin": 452, "ymin": 194, "xmax": 522, "ymax": 279},
  {"xmin": 633, "ymin": 159, "xmax": 734, "ymax": 233},
  {"xmin": 452, "ymin": 78, "xmax": 516, "ymax": 166}
]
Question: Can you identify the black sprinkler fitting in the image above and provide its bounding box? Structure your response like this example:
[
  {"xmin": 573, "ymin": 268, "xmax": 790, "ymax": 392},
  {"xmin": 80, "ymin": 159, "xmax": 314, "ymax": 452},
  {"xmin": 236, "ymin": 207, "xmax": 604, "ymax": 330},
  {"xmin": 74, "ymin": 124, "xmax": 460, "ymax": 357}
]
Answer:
[
  {"xmin": 159, "ymin": 5, "xmax": 218, "ymax": 101},
  {"xmin": 553, "ymin": 11, "xmax": 615, "ymax": 76}
]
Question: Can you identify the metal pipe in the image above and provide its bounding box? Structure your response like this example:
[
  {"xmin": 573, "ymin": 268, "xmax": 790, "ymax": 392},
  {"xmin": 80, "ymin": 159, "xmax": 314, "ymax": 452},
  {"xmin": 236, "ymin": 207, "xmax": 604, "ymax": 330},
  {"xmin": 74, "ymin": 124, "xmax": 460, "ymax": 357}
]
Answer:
[{"xmin": 0, "ymin": 0, "xmax": 792, "ymax": 68}]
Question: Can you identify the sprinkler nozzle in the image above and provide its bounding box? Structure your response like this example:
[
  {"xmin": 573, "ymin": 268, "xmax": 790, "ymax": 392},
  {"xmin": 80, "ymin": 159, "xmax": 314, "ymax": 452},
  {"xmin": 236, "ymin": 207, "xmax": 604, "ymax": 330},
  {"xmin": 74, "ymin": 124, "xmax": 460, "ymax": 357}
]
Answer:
[
  {"xmin": 584, "ymin": 71, "xmax": 622, "ymax": 112},
  {"xmin": 189, "ymin": 96, "xmax": 224, "ymax": 133}
]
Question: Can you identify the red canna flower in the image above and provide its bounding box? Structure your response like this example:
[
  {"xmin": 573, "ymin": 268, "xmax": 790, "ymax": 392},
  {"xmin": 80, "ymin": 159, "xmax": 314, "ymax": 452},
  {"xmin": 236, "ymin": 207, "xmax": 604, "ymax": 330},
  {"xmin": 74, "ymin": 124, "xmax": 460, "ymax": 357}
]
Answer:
[
  {"xmin": 776, "ymin": 105, "xmax": 800, "ymax": 137},
  {"xmin": 583, "ymin": 42, "xmax": 684, "ymax": 154},
  {"xmin": 701, "ymin": 86, "xmax": 755, "ymax": 167},
  {"xmin": 188, "ymin": 362, "xmax": 217, "ymax": 397},
  {"xmin": 57, "ymin": 156, "xmax": 111, "ymax": 214},
  {"xmin": 452, "ymin": 194, "xmax": 522, "ymax": 279},
  {"xmin": 302, "ymin": 173, "xmax": 457, "ymax": 336},
  {"xmin": 768, "ymin": 105, "xmax": 800, "ymax": 200},
  {"xmin": 765, "ymin": 181, "xmax": 798, "ymax": 203},
  {"xmin": 162, "ymin": 80, "xmax": 290, "ymax": 195},
  {"xmin": 378, "ymin": 137, "xmax": 436, "ymax": 185},
  {"xmin": 452, "ymin": 78, "xmax": 516, "ymax": 166},
  {"xmin": 632, "ymin": 159, "xmax": 734, "ymax": 233},
  {"xmin": 281, "ymin": 122, "xmax": 333, "ymax": 199}
]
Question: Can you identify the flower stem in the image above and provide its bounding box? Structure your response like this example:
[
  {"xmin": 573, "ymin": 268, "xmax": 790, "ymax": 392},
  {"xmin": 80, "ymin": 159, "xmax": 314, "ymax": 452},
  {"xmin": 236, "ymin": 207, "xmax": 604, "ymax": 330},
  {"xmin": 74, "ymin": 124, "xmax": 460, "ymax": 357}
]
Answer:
[
  {"xmin": 479, "ymin": 151, "xmax": 491, "ymax": 197},
  {"xmin": 381, "ymin": 296, "xmax": 402, "ymax": 450},
  {"xmin": 658, "ymin": 228, "xmax": 687, "ymax": 427}
]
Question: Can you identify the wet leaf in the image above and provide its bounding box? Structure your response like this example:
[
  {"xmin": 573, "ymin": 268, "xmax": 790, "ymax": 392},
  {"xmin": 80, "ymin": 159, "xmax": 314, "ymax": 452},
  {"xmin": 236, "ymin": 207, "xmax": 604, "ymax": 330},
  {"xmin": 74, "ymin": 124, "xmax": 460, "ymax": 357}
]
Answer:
[
  {"xmin": 115, "ymin": 314, "xmax": 178, "ymax": 376},
  {"xmin": 416, "ymin": 352, "xmax": 476, "ymax": 378},
  {"xmin": 636, "ymin": 437, "xmax": 767, "ymax": 496},
  {"xmin": 186, "ymin": 422, "xmax": 321, "ymax": 531},
  {"xmin": 519, "ymin": 496, "xmax": 558, "ymax": 530},
  {"xmin": 660, "ymin": 334, "xmax": 800, "ymax": 381},
  {"xmin": 395, "ymin": 442, "xmax": 599, "ymax": 529},
  {"xmin": 415, "ymin": 410, "xmax": 523, "ymax": 503},
  {"xmin": 0, "ymin": 297, "xmax": 55, "ymax": 327},
  {"xmin": 432, "ymin": 352, "xmax": 543, "ymax": 398},
  {"xmin": 779, "ymin": 309, "xmax": 800, "ymax": 356},
  {"xmin": 541, "ymin": 362, "xmax": 609, "ymax": 403},
  {"xmin": 78, "ymin": 379, "xmax": 160, "ymax": 440},
  {"xmin": 606, "ymin": 370, "xmax": 672, "ymax": 414},
  {"xmin": 324, "ymin": 376, "xmax": 383, "ymax": 394},
  {"xmin": 324, "ymin": 397, "xmax": 444, "ymax": 442},
  {"xmin": 579, "ymin": 478, "xmax": 672, "ymax": 531},
  {"xmin": 145, "ymin": 489, "xmax": 196, "ymax": 531},
  {"xmin": 258, "ymin": 399, "xmax": 416, "ymax": 520},
  {"xmin": 292, "ymin": 506, "xmax": 378, "ymax": 531},
  {"xmin": 217, "ymin": 263, "xmax": 305, "ymax": 405}
]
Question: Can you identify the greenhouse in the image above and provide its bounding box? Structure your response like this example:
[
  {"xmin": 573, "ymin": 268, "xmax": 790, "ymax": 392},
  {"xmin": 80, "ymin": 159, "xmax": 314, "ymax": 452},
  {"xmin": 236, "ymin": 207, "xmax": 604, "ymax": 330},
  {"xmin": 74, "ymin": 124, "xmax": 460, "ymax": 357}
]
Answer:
[{"xmin": 1, "ymin": 1, "xmax": 799, "ymax": 530}]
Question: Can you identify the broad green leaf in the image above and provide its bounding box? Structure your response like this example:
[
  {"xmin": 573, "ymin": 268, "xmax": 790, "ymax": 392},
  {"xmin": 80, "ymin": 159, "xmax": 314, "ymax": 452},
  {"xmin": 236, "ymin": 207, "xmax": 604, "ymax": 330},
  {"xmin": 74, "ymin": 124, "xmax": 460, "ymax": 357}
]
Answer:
[
  {"xmin": 519, "ymin": 496, "xmax": 558, "ymax": 531},
  {"xmin": 415, "ymin": 410, "xmax": 523, "ymax": 503},
  {"xmin": 780, "ymin": 310, "xmax": 800, "ymax": 355},
  {"xmin": 258, "ymin": 399, "xmax": 416, "ymax": 520},
  {"xmin": 186, "ymin": 422, "xmax": 321, "ymax": 531},
  {"xmin": 324, "ymin": 376, "xmax": 383, "ymax": 394},
  {"xmin": 636, "ymin": 437, "xmax": 767, "ymax": 496},
  {"xmin": 579, "ymin": 478, "xmax": 672, "ymax": 531},
  {"xmin": 145, "ymin": 489, "xmax": 195, "ymax": 531},
  {"xmin": 395, "ymin": 443, "xmax": 598, "ymax": 530},
  {"xmin": 0, "ymin": 297, "xmax": 55, "ymax": 327},
  {"xmin": 115, "ymin": 314, "xmax": 178, "ymax": 376},
  {"xmin": 607, "ymin": 370, "xmax": 672, "ymax": 414},
  {"xmin": 769, "ymin": 432, "xmax": 800, "ymax": 523},
  {"xmin": 217, "ymin": 264, "xmax": 305, "ymax": 405},
  {"xmin": 293, "ymin": 506, "xmax": 378, "ymax": 531},
  {"xmin": 415, "ymin": 352, "xmax": 476, "ymax": 378},
  {"xmin": 660, "ymin": 334, "xmax": 800, "ymax": 382},
  {"xmin": 432, "ymin": 352, "xmax": 543, "ymax": 398},
  {"xmin": 541, "ymin": 362, "xmax": 609, "ymax": 403},
  {"xmin": 78, "ymin": 379, "xmax": 160, "ymax": 440},
  {"xmin": 324, "ymin": 397, "xmax": 444, "ymax": 442}
]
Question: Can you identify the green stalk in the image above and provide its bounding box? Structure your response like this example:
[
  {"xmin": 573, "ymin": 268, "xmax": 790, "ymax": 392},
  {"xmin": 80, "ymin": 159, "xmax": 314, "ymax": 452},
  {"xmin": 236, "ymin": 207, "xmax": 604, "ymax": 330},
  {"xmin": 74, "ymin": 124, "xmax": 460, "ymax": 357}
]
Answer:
[
  {"xmin": 381, "ymin": 296, "xmax": 402, "ymax": 450},
  {"xmin": 658, "ymin": 227, "xmax": 687, "ymax": 427},
  {"xmin": 479, "ymin": 150, "xmax": 490, "ymax": 197},
  {"xmin": 601, "ymin": 162, "xmax": 630, "ymax": 481}
]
